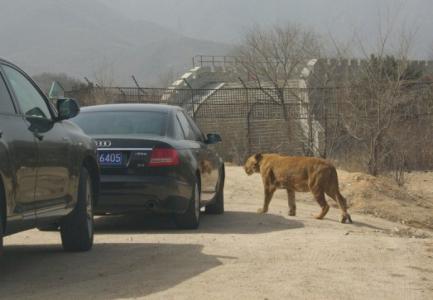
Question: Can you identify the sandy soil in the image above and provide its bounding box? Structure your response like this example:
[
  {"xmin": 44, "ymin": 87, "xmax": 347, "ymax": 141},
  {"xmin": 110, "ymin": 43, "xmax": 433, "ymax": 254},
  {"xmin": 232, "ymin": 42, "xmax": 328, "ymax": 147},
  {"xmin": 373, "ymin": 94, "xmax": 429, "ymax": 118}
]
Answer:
[
  {"xmin": 1, "ymin": 166, "xmax": 432, "ymax": 300},
  {"xmin": 338, "ymin": 170, "xmax": 433, "ymax": 230}
]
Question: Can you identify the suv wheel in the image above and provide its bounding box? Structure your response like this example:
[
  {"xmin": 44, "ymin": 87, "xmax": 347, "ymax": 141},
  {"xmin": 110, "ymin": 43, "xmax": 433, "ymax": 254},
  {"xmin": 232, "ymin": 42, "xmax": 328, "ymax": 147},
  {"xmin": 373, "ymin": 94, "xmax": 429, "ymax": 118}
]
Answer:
[
  {"xmin": 60, "ymin": 167, "xmax": 94, "ymax": 252},
  {"xmin": 175, "ymin": 181, "xmax": 200, "ymax": 229},
  {"xmin": 205, "ymin": 170, "xmax": 224, "ymax": 215}
]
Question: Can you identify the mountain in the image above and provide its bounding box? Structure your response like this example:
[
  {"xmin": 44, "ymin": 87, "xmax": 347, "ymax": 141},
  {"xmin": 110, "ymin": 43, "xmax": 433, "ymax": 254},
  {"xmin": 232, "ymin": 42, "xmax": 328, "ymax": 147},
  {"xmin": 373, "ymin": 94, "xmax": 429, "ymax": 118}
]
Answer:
[
  {"xmin": 0, "ymin": 0, "xmax": 231, "ymax": 85},
  {"xmin": 103, "ymin": 0, "xmax": 433, "ymax": 59}
]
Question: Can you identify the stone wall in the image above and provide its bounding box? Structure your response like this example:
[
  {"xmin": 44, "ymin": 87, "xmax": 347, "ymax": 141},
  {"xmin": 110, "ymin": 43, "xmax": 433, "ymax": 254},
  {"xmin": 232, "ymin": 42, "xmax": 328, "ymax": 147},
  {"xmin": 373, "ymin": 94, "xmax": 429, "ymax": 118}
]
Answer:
[{"xmin": 308, "ymin": 58, "xmax": 433, "ymax": 87}]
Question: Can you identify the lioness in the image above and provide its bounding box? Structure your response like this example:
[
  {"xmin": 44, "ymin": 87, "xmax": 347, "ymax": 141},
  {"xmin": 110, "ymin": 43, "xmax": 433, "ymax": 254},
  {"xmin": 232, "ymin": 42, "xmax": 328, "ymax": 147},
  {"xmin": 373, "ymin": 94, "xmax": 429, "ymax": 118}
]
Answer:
[{"xmin": 244, "ymin": 153, "xmax": 352, "ymax": 223}]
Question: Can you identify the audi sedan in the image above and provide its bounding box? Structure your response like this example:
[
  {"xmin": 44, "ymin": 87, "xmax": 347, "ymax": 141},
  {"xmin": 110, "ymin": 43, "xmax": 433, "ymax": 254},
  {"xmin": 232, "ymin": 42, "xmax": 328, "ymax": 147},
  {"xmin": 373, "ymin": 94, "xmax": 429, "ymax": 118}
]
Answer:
[{"xmin": 72, "ymin": 104, "xmax": 225, "ymax": 229}]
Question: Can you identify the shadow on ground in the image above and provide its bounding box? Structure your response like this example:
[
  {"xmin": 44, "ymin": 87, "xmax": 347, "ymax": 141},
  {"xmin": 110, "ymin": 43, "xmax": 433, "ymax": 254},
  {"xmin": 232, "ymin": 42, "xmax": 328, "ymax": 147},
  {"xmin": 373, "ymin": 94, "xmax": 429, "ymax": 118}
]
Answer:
[
  {"xmin": 94, "ymin": 211, "xmax": 304, "ymax": 234},
  {"xmin": 351, "ymin": 220, "xmax": 389, "ymax": 231},
  {"xmin": 0, "ymin": 242, "xmax": 223, "ymax": 299},
  {"xmin": 324, "ymin": 217, "xmax": 389, "ymax": 231}
]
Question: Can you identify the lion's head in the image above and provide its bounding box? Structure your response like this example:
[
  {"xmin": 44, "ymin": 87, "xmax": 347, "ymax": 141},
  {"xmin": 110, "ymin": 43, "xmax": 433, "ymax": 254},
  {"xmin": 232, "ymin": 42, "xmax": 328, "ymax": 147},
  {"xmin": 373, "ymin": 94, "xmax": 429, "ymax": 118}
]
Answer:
[{"xmin": 244, "ymin": 153, "xmax": 263, "ymax": 176}]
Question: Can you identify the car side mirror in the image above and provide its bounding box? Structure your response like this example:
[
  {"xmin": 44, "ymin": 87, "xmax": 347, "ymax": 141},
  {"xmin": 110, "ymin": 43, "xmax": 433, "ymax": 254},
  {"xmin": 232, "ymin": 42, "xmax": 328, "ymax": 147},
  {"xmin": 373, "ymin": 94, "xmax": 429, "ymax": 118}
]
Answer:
[
  {"xmin": 206, "ymin": 133, "xmax": 222, "ymax": 144},
  {"xmin": 56, "ymin": 98, "xmax": 80, "ymax": 121}
]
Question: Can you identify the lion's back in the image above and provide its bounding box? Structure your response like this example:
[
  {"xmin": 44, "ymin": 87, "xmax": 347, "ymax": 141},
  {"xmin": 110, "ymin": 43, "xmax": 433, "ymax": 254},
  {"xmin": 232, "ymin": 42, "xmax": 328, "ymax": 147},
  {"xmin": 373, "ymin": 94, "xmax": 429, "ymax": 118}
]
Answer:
[
  {"xmin": 263, "ymin": 155, "xmax": 331, "ymax": 171},
  {"xmin": 262, "ymin": 155, "xmax": 339, "ymax": 191}
]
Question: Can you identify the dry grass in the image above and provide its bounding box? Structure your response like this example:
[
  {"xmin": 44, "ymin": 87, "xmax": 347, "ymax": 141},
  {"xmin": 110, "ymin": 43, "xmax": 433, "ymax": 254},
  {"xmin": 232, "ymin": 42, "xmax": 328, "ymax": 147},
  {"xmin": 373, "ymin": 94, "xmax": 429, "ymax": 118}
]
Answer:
[{"xmin": 337, "ymin": 170, "xmax": 433, "ymax": 230}]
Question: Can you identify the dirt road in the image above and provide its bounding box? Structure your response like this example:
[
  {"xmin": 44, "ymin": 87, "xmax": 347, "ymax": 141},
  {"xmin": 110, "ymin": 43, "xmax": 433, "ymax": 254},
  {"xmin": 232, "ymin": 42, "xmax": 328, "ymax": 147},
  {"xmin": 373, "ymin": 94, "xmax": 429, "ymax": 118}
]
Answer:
[{"xmin": 1, "ymin": 166, "xmax": 432, "ymax": 299}]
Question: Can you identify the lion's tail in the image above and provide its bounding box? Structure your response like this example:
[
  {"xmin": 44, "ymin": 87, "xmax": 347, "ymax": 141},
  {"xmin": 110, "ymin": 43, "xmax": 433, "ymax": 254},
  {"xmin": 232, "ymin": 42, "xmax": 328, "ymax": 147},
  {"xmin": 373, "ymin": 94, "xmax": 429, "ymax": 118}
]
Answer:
[{"xmin": 326, "ymin": 167, "xmax": 349, "ymax": 212}]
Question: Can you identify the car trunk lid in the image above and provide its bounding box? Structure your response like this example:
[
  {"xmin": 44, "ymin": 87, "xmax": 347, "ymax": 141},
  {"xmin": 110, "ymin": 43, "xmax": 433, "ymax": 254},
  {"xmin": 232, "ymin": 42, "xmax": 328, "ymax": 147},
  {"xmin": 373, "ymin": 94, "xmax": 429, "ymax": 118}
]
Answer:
[{"xmin": 93, "ymin": 135, "xmax": 176, "ymax": 175}]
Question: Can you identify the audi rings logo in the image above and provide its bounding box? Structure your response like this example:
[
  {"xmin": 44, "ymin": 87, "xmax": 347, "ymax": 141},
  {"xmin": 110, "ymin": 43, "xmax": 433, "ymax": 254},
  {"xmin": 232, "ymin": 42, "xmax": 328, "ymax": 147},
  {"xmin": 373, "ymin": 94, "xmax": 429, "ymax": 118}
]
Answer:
[{"xmin": 95, "ymin": 140, "xmax": 112, "ymax": 148}]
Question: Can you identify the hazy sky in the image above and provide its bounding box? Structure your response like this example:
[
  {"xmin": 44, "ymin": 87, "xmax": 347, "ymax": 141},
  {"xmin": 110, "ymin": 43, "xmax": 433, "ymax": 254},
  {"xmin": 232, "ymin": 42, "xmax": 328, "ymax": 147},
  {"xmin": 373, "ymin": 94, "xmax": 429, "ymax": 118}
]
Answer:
[
  {"xmin": 102, "ymin": 0, "xmax": 433, "ymax": 58},
  {"xmin": 1, "ymin": 0, "xmax": 432, "ymax": 84}
]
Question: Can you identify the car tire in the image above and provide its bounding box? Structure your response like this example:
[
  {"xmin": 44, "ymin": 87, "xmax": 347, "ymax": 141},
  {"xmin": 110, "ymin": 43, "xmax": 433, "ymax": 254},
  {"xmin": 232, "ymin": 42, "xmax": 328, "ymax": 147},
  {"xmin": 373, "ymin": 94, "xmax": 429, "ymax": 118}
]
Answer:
[
  {"xmin": 60, "ymin": 167, "xmax": 94, "ymax": 252},
  {"xmin": 205, "ymin": 171, "xmax": 225, "ymax": 215},
  {"xmin": 175, "ymin": 181, "xmax": 200, "ymax": 229}
]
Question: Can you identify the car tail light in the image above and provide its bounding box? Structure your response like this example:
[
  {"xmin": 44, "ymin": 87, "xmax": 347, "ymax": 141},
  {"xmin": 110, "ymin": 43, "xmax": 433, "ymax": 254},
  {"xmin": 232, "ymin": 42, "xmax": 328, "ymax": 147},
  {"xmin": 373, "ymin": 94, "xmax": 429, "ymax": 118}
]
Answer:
[{"xmin": 149, "ymin": 148, "xmax": 180, "ymax": 167}]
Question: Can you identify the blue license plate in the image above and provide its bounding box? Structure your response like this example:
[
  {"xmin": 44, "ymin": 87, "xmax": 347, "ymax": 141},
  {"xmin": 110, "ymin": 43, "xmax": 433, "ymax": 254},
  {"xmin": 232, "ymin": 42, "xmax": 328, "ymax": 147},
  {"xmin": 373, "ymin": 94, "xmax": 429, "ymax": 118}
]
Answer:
[{"xmin": 98, "ymin": 151, "xmax": 123, "ymax": 166}]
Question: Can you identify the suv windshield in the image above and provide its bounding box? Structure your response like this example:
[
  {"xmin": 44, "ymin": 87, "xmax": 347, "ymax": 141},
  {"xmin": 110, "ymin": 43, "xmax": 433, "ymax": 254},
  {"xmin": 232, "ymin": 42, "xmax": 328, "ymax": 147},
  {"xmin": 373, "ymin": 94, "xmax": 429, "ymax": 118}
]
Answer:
[{"xmin": 72, "ymin": 111, "xmax": 168, "ymax": 136}]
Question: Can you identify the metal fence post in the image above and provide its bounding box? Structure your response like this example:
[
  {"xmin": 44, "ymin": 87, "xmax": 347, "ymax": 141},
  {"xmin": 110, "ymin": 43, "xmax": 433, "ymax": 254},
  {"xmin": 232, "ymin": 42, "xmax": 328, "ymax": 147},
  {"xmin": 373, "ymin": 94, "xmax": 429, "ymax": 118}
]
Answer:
[
  {"xmin": 246, "ymin": 87, "xmax": 252, "ymax": 156},
  {"xmin": 191, "ymin": 88, "xmax": 195, "ymax": 120}
]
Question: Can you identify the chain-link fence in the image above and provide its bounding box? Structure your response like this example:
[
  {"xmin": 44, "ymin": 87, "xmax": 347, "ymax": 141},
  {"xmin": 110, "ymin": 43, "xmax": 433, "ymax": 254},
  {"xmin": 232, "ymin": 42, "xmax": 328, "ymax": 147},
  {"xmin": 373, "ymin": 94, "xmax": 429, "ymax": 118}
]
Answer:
[{"xmin": 66, "ymin": 84, "xmax": 433, "ymax": 170}]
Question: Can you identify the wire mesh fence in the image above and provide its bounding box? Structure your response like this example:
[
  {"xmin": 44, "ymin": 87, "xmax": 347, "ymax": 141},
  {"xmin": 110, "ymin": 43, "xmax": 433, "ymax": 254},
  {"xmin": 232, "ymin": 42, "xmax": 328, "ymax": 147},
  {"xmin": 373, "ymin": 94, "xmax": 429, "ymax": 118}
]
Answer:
[
  {"xmin": 65, "ymin": 86, "xmax": 347, "ymax": 118},
  {"xmin": 66, "ymin": 84, "xmax": 433, "ymax": 169}
]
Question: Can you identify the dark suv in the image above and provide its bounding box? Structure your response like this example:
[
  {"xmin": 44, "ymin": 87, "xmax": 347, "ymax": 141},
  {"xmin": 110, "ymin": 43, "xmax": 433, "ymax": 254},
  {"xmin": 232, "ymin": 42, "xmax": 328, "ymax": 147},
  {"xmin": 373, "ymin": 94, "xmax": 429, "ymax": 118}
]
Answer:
[{"xmin": 0, "ymin": 58, "xmax": 99, "ymax": 253}]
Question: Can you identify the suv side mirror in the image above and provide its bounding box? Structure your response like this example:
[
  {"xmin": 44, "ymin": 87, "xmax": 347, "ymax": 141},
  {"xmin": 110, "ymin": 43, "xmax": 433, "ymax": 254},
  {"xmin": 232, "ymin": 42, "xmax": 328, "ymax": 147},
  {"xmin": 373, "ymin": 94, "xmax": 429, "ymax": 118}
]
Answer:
[
  {"xmin": 56, "ymin": 98, "xmax": 80, "ymax": 121},
  {"xmin": 206, "ymin": 133, "xmax": 222, "ymax": 144}
]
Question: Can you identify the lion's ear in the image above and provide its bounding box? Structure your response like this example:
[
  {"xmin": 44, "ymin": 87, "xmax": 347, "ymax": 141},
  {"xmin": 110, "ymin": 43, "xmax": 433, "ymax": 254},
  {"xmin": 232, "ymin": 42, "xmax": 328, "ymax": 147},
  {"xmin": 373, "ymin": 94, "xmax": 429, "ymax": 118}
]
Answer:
[{"xmin": 255, "ymin": 153, "xmax": 263, "ymax": 163}]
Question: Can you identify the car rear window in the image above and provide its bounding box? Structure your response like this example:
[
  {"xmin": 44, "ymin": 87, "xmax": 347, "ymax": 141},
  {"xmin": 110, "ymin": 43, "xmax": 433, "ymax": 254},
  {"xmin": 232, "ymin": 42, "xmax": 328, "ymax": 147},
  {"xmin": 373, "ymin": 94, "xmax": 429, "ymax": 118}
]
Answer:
[{"xmin": 72, "ymin": 110, "xmax": 168, "ymax": 136}]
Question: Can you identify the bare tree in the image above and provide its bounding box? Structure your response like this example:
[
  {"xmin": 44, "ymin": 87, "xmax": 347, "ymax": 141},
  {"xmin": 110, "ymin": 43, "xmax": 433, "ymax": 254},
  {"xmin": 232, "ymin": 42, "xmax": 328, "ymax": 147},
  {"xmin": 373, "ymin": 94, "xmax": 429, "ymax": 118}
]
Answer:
[
  {"xmin": 335, "ymin": 24, "xmax": 423, "ymax": 176},
  {"xmin": 84, "ymin": 59, "xmax": 120, "ymax": 105},
  {"xmin": 235, "ymin": 23, "xmax": 322, "ymax": 115},
  {"xmin": 429, "ymin": 41, "xmax": 433, "ymax": 60},
  {"xmin": 234, "ymin": 23, "xmax": 323, "ymax": 156},
  {"xmin": 32, "ymin": 72, "xmax": 86, "ymax": 94},
  {"xmin": 157, "ymin": 67, "xmax": 178, "ymax": 88},
  {"xmin": 92, "ymin": 58, "xmax": 118, "ymax": 87}
]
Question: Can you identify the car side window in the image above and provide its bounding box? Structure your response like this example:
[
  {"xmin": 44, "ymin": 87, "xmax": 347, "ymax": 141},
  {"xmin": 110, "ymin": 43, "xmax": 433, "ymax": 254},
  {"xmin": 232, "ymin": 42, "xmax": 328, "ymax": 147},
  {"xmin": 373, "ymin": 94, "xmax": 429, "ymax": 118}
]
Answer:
[
  {"xmin": 174, "ymin": 115, "xmax": 186, "ymax": 140},
  {"xmin": 2, "ymin": 65, "xmax": 52, "ymax": 119},
  {"xmin": 176, "ymin": 111, "xmax": 195, "ymax": 141},
  {"xmin": 0, "ymin": 72, "xmax": 16, "ymax": 115},
  {"xmin": 184, "ymin": 112, "xmax": 204, "ymax": 142}
]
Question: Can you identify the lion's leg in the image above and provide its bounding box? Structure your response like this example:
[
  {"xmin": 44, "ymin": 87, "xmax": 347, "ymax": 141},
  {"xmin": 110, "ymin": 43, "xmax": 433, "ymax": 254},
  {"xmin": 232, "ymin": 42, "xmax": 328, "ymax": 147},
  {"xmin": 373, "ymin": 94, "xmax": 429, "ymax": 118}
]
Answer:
[
  {"xmin": 286, "ymin": 189, "xmax": 296, "ymax": 216},
  {"xmin": 325, "ymin": 190, "xmax": 353, "ymax": 224},
  {"xmin": 258, "ymin": 186, "xmax": 276, "ymax": 214},
  {"xmin": 312, "ymin": 190, "xmax": 330, "ymax": 220}
]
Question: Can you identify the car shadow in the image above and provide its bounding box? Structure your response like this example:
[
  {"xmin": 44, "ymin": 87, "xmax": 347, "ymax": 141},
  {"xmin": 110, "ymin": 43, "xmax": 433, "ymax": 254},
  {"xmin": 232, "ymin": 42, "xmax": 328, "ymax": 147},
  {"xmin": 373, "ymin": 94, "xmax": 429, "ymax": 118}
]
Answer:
[
  {"xmin": 0, "ymin": 242, "xmax": 223, "ymax": 299},
  {"xmin": 94, "ymin": 211, "xmax": 304, "ymax": 234}
]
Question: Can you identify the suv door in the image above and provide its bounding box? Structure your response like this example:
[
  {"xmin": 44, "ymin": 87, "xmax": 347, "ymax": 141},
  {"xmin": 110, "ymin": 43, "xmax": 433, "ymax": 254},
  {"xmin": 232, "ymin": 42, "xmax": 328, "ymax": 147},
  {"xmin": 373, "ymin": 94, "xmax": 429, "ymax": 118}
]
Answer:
[
  {"xmin": 2, "ymin": 65, "xmax": 73, "ymax": 222},
  {"xmin": 0, "ymin": 68, "xmax": 37, "ymax": 231}
]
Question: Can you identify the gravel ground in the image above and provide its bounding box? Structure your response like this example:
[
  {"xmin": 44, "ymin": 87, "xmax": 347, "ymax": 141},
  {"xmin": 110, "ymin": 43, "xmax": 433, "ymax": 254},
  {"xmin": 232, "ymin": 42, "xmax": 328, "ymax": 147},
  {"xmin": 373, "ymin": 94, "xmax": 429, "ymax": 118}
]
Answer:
[{"xmin": 1, "ymin": 166, "xmax": 432, "ymax": 300}]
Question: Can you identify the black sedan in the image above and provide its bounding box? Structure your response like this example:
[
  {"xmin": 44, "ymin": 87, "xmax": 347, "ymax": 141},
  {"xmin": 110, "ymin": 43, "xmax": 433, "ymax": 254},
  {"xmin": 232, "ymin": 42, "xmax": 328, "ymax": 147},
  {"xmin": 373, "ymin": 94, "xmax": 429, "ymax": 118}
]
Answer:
[{"xmin": 72, "ymin": 104, "xmax": 225, "ymax": 229}]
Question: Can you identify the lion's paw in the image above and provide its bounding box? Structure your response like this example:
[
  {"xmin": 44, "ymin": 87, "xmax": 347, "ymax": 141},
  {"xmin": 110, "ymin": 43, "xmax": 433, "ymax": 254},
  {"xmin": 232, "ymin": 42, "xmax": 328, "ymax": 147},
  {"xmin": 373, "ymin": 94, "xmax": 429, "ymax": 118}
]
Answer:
[
  {"xmin": 341, "ymin": 214, "xmax": 353, "ymax": 224},
  {"xmin": 257, "ymin": 208, "xmax": 267, "ymax": 214}
]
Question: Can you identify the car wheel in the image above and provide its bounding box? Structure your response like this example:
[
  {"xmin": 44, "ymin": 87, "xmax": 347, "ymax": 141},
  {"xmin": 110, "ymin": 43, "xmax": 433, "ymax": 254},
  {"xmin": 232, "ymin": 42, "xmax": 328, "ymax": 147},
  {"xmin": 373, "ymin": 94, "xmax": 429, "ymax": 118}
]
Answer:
[
  {"xmin": 60, "ymin": 167, "xmax": 94, "ymax": 252},
  {"xmin": 205, "ymin": 171, "xmax": 224, "ymax": 215},
  {"xmin": 175, "ymin": 181, "xmax": 200, "ymax": 229}
]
